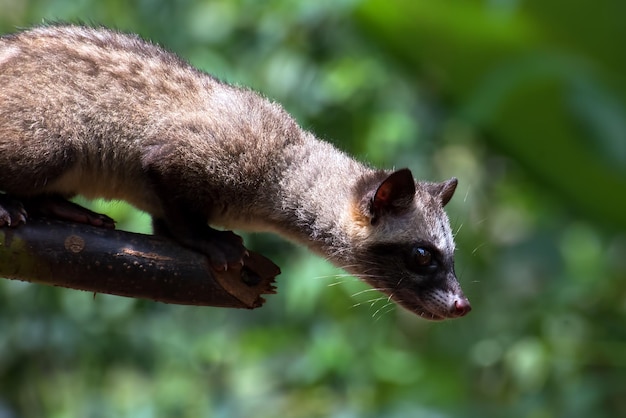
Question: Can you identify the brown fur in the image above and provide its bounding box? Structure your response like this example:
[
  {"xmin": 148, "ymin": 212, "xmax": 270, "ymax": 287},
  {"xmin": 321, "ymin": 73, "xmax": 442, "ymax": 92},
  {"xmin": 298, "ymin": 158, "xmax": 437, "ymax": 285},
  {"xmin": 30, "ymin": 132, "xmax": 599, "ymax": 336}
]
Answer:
[{"xmin": 0, "ymin": 25, "xmax": 470, "ymax": 319}]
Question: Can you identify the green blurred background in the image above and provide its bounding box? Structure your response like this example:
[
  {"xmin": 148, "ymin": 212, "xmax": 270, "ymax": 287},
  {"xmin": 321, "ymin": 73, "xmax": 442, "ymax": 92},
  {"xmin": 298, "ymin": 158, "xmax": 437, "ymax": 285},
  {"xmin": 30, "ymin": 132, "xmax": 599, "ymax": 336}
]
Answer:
[{"xmin": 1, "ymin": 0, "xmax": 625, "ymax": 417}]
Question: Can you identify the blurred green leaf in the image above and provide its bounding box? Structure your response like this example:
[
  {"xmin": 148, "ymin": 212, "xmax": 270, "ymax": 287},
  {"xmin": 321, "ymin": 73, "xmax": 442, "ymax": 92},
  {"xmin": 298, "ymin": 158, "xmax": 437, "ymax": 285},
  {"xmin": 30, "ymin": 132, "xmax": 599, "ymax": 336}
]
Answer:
[
  {"xmin": 357, "ymin": 0, "xmax": 626, "ymax": 229},
  {"xmin": 1, "ymin": 1, "xmax": 625, "ymax": 417}
]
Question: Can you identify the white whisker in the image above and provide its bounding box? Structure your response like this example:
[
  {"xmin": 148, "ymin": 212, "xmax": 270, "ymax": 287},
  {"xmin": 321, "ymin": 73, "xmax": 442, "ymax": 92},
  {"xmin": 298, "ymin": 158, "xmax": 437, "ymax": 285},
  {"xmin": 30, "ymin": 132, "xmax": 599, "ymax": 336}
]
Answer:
[
  {"xmin": 366, "ymin": 296, "xmax": 388, "ymax": 308},
  {"xmin": 453, "ymin": 222, "xmax": 464, "ymax": 238},
  {"xmin": 351, "ymin": 287, "xmax": 386, "ymax": 298},
  {"xmin": 372, "ymin": 302, "xmax": 395, "ymax": 320},
  {"xmin": 471, "ymin": 242, "xmax": 486, "ymax": 255}
]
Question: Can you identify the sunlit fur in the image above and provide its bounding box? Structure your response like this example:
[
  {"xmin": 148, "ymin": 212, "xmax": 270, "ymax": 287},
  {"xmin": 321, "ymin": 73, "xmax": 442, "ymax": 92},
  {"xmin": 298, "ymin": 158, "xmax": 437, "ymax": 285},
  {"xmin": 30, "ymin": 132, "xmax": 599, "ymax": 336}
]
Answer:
[{"xmin": 0, "ymin": 25, "xmax": 470, "ymax": 319}]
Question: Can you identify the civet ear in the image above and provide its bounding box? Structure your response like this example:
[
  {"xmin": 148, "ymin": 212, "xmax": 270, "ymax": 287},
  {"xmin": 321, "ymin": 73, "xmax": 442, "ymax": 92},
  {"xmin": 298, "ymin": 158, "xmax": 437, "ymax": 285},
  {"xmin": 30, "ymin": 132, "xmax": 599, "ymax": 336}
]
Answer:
[
  {"xmin": 425, "ymin": 177, "xmax": 458, "ymax": 207},
  {"xmin": 370, "ymin": 169, "xmax": 415, "ymax": 223}
]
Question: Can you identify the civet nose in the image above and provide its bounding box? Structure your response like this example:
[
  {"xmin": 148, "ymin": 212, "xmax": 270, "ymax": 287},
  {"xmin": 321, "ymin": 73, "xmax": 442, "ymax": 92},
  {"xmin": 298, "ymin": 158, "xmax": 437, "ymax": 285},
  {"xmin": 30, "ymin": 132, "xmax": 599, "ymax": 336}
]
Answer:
[{"xmin": 452, "ymin": 298, "xmax": 472, "ymax": 317}]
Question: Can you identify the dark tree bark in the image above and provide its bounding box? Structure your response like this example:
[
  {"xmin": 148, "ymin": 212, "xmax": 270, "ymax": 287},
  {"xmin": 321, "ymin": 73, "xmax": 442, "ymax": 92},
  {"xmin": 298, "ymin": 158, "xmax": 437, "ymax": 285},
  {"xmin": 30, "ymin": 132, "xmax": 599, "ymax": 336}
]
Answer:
[{"xmin": 0, "ymin": 219, "xmax": 279, "ymax": 309}]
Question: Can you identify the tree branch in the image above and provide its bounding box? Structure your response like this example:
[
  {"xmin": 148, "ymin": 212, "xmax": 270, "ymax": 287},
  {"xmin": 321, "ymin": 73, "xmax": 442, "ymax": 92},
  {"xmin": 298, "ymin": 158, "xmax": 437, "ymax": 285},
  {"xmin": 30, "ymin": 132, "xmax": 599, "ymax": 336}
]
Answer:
[{"xmin": 0, "ymin": 219, "xmax": 279, "ymax": 309}]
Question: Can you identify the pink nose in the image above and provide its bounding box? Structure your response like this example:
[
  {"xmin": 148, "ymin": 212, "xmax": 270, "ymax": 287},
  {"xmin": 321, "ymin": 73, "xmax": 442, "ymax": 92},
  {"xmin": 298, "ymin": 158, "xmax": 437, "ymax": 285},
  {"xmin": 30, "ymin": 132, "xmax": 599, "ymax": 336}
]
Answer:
[{"xmin": 452, "ymin": 298, "xmax": 472, "ymax": 317}]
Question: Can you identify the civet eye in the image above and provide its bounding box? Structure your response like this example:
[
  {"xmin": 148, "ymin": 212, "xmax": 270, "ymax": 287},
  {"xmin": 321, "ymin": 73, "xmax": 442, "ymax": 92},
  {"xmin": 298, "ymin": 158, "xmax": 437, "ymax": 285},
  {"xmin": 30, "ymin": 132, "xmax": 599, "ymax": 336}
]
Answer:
[{"xmin": 414, "ymin": 247, "xmax": 432, "ymax": 266}]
